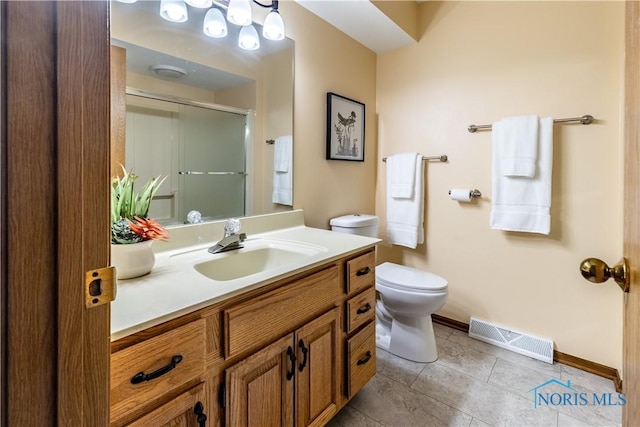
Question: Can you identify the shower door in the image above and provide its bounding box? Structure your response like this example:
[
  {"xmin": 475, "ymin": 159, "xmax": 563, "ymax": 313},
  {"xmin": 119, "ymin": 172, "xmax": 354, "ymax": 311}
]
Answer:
[{"xmin": 180, "ymin": 105, "xmax": 247, "ymax": 221}]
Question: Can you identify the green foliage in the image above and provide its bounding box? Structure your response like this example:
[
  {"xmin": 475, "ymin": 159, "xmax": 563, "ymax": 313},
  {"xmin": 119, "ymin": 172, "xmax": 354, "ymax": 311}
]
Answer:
[{"xmin": 111, "ymin": 166, "xmax": 167, "ymax": 244}]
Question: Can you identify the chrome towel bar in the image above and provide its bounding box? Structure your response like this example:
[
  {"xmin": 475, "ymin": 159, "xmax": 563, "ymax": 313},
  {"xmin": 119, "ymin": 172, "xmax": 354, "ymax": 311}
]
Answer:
[
  {"xmin": 467, "ymin": 114, "xmax": 594, "ymax": 133},
  {"xmin": 178, "ymin": 171, "xmax": 248, "ymax": 176},
  {"xmin": 382, "ymin": 154, "xmax": 448, "ymax": 162}
]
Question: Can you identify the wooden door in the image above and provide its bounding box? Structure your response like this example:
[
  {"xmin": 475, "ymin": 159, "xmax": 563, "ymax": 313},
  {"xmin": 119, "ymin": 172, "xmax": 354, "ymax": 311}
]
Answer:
[
  {"xmin": 295, "ymin": 308, "xmax": 340, "ymax": 427},
  {"xmin": 127, "ymin": 383, "xmax": 207, "ymax": 427},
  {"xmin": 624, "ymin": 3, "xmax": 640, "ymax": 425},
  {"xmin": 226, "ymin": 334, "xmax": 295, "ymax": 427},
  {"xmin": 3, "ymin": 1, "xmax": 111, "ymax": 425}
]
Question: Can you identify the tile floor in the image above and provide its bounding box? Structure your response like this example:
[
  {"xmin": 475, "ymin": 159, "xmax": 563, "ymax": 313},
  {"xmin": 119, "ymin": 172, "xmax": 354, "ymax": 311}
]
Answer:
[{"xmin": 328, "ymin": 323, "xmax": 622, "ymax": 427}]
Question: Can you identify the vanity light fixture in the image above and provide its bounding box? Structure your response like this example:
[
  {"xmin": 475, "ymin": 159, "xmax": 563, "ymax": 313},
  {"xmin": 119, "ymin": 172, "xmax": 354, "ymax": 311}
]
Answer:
[
  {"xmin": 203, "ymin": 8, "xmax": 228, "ymax": 38},
  {"xmin": 238, "ymin": 24, "xmax": 260, "ymax": 50},
  {"xmin": 262, "ymin": 5, "xmax": 284, "ymax": 41},
  {"xmin": 229, "ymin": 0, "xmax": 284, "ymax": 48},
  {"xmin": 226, "ymin": 0, "xmax": 253, "ymax": 26},
  {"xmin": 185, "ymin": 0, "xmax": 213, "ymax": 8},
  {"xmin": 143, "ymin": 0, "xmax": 285, "ymax": 50},
  {"xmin": 160, "ymin": 0, "xmax": 189, "ymax": 22}
]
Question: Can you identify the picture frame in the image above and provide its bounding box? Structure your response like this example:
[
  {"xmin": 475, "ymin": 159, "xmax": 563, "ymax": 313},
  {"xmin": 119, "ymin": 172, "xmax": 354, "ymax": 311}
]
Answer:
[{"xmin": 326, "ymin": 92, "xmax": 365, "ymax": 162}]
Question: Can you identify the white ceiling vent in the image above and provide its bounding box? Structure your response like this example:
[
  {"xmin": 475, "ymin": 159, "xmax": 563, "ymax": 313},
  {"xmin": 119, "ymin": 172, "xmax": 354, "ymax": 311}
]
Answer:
[{"xmin": 150, "ymin": 64, "xmax": 188, "ymax": 80}]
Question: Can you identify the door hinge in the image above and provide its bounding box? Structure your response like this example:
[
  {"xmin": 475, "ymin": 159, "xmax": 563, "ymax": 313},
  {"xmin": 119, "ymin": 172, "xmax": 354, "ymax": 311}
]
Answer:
[
  {"xmin": 219, "ymin": 382, "xmax": 226, "ymax": 408},
  {"xmin": 85, "ymin": 266, "xmax": 116, "ymax": 308}
]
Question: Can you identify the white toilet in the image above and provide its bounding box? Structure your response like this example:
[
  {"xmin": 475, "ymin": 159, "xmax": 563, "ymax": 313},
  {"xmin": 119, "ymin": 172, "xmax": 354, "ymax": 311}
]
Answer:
[{"xmin": 330, "ymin": 214, "xmax": 449, "ymax": 363}]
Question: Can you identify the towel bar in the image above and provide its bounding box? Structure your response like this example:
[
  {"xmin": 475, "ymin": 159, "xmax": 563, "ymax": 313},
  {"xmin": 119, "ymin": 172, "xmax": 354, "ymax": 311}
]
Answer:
[
  {"xmin": 382, "ymin": 154, "xmax": 448, "ymax": 163},
  {"xmin": 467, "ymin": 115, "xmax": 594, "ymax": 133}
]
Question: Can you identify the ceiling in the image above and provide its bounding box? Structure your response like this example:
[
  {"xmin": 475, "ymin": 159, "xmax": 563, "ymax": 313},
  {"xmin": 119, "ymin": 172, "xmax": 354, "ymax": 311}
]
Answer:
[{"xmin": 294, "ymin": 0, "xmax": 417, "ymax": 53}]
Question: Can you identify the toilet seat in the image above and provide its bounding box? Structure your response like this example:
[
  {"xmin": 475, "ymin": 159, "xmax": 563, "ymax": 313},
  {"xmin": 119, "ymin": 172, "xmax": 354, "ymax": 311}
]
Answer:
[{"xmin": 376, "ymin": 262, "xmax": 448, "ymax": 292}]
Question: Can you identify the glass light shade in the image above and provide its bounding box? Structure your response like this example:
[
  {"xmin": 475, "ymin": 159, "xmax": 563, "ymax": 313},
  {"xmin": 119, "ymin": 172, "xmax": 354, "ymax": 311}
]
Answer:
[
  {"xmin": 262, "ymin": 10, "xmax": 285, "ymax": 41},
  {"xmin": 227, "ymin": 0, "xmax": 252, "ymax": 26},
  {"xmin": 185, "ymin": 0, "xmax": 212, "ymax": 7},
  {"xmin": 160, "ymin": 0, "xmax": 188, "ymax": 22},
  {"xmin": 238, "ymin": 24, "xmax": 260, "ymax": 51},
  {"xmin": 203, "ymin": 8, "xmax": 228, "ymax": 38}
]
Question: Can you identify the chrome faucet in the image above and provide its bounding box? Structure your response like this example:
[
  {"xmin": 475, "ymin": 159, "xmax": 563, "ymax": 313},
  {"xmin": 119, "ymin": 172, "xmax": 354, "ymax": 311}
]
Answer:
[{"xmin": 208, "ymin": 218, "xmax": 246, "ymax": 254}]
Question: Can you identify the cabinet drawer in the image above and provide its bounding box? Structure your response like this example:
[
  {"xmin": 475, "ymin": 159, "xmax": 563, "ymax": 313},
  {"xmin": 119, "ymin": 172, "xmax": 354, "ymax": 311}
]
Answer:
[
  {"xmin": 346, "ymin": 251, "xmax": 375, "ymax": 295},
  {"xmin": 111, "ymin": 319, "xmax": 206, "ymax": 422},
  {"xmin": 346, "ymin": 287, "xmax": 376, "ymax": 334},
  {"xmin": 126, "ymin": 382, "xmax": 206, "ymax": 427},
  {"xmin": 224, "ymin": 266, "xmax": 341, "ymax": 358},
  {"xmin": 346, "ymin": 321, "xmax": 376, "ymax": 398}
]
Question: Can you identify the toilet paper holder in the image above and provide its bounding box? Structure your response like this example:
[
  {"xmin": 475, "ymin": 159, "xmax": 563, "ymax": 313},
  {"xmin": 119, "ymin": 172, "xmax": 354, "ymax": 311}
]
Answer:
[{"xmin": 448, "ymin": 189, "xmax": 482, "ymax": 198}]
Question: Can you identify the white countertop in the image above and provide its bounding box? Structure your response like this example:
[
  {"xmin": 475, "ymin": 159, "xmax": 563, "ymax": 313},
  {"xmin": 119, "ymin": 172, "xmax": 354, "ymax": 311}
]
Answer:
[{"xmin": 111, "ymin": 211, "xmax": 380, "ymax": 341}]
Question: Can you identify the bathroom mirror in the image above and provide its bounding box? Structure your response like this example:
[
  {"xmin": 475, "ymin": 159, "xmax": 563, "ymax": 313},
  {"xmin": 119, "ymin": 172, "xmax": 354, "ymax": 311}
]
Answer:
[{"xmin": 110, "ymin": 0, "xmax": 294, "ymax": 226}]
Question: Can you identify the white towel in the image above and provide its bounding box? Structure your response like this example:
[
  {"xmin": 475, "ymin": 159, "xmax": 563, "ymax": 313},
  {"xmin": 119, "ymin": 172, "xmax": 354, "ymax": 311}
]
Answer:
[
  {"xmin": 388, "ymin": 152, "xmax": 418, "ymax": 198},
  {"xmin": 274, "ymin": 135, "xmax": 292, "ymax": 172},
  {"xmin": 490, "ymin": 117, "xmax": 553, "ymax": 234},
  {"xmin": 386, "ymin": 154, "xmax": 425, "ymax": 248},
  {"xmin": 272, "ymin": 135, "xmax": 293, "ymax": 205},
  {"xmin": 494, "ymin": 115, "xmax": 539, "ymax": 178}
]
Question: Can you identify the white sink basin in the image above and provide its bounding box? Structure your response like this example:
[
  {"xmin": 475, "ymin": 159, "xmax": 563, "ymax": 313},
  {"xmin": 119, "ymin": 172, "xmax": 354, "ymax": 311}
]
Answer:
[{"xmin": 191, "ymin": 238, "xmax": 328, "ymax": 281}]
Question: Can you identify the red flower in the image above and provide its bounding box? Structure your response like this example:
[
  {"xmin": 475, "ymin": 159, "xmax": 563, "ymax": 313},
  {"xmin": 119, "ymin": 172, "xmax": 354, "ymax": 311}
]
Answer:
[{"xmin": 129, "ymin": 217, "xmax": 169, "ymax": 242}]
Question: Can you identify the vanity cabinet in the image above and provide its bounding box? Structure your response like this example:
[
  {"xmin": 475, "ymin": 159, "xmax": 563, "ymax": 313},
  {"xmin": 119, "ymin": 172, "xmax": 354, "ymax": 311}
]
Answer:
[
  {"xmin": 110, "ymin": 247, "xmax": 376, "ymax": 426},
  {"xmin": 225, "ymin": 308, "xmax": 340, "ymax": 427}
]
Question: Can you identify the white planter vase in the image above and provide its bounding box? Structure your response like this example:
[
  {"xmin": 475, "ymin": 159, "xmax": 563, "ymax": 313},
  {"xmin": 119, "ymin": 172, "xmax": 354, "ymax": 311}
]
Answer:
[{"xmin": 111, "ymin": 240, "xmax": 155, "ymax": 280}]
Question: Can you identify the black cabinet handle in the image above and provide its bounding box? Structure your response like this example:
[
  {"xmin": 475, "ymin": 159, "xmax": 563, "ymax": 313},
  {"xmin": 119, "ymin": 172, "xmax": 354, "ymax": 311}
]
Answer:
[
  {"xmin": 356, "ymin": 303, "xmax": 372, "ymax": 315},
  {"xmin": 286, "ymin": 346, "xmax": 296, "ymax": 380},
  {"xmin": 130, "ymin": 355, "xmax": 183, "ymax": 384},
  {"xmin": 356, "ymin": 266, "xmax": 371, "ymax": 276},
  {"xmin": 298, "ymin": 339, "xmax": 308, "ymax": 372},
  {"xmin": 356, "ymin": 351, "xmax": 372, "ymax": 366},
  {"xmin": 194, "ymin": 401, "xmax": 207, "ymax": 427}
]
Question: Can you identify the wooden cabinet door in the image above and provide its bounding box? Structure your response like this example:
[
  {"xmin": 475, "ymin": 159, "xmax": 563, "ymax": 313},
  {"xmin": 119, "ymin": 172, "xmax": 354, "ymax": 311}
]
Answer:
[
  {"xmin": 226, "ymin": 334, "xmax": 295, "ymax": 427},
  {"xmin": 127, "ymin": 383, "xmax": 207, "ymax": 427},
  {"xmin": 295, "ymin": 308, "xmax": 340, "ymax": 427}
]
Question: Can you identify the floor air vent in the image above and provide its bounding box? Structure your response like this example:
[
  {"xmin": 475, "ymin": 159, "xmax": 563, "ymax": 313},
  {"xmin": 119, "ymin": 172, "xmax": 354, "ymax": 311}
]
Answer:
[{"xmin": 468, "ymin": 317, "xmax": 554, "ymax": 364}]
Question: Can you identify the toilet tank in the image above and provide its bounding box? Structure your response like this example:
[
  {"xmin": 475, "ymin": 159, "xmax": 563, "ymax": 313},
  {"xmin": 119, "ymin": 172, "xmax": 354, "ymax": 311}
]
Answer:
[{"xmin": 329, "ymin": 214, "xmax": 379, "ymax": 238}]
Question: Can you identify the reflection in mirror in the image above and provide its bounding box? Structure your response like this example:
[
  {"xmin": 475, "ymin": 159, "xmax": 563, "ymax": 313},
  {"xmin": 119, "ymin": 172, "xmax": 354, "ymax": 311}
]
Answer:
[{"xmin": 110, "ymin": 0, "xmax": 294, "ymax": 226}]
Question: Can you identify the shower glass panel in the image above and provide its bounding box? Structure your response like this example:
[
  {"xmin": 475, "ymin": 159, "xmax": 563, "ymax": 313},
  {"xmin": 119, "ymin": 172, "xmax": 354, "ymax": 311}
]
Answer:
[
  {"xmin": 124, "ymin": 94, "xmax": 248, "ymax": 225},
  {"xmin": 181, "ymin": 105, "xmax": 247, "ymax": 222}
]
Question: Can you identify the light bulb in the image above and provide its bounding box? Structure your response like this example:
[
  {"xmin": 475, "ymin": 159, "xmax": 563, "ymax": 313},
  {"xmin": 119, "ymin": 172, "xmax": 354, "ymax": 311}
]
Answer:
[
  {"xmin": 160, "ymin": 0, "xmax": 188, "ymax": 23},
  {"xmin": 227, "ymin": 0, "xmax": 252, "ymax": 26},
  {"xmin": 185, "ymin": 0, "xmax": 212, "ymax": 7},
  {"xmin": 203, "ymin": 8, "xmax": 227, "ymax": 38},
  {"xmin": 262, "ymin": 10, "xmax": 284, "ymax": 41},
  {"xmin": 114, "ymin": 0, "xmax": 138, "ymax": 3},
  {"xmin": 238, "ymin": 25, "xmax": 260, "ymax": 51}
]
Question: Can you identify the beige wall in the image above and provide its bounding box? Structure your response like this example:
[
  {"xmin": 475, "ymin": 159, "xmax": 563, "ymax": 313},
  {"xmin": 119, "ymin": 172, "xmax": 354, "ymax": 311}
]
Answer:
[
  {"xmin": 272, "ymin": 2, "xmax": 378, "ymax": 229},
  {"xmin": 376, "ymin": 1, "xmax": 624, "ymax": 369}
]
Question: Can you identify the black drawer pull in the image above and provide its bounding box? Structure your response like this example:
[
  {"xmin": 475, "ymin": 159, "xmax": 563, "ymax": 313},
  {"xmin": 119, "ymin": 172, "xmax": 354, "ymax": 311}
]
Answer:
[
  {"xmin": 194, "ymin": 401, "xmax": 207, "ymax": 427},
  {"xmin": 286, "ymin": 346, "xmax": 296, "ymax": 381},
  {"xmin": 356, "ymin": 351, "xmax": 372, "ymax": 366},
  {"xmin": 355, "ymin": 266, "xmax": 371, "ymax": 276},
  {"xmin": 356, "ymin": 303, "xmax": 372, "ymax": 315},
  {"xmin": 298, "ymin": 339, "xmax": 308, "ymax": 372},
  {"xmin": 130, "ymin": 355, "xmax": 183, "ymax": 384}
]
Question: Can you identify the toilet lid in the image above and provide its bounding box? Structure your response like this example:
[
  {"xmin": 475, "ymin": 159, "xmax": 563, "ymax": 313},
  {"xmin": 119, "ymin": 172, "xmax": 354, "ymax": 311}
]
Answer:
[{"xmin": 376, "ymin": 262, "xmax": 448, "ymax": 291}]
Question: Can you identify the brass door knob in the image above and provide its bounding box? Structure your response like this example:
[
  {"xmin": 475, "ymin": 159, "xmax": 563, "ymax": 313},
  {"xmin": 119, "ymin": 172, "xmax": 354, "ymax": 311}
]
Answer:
[{"xmin": 579, "ymin": 257, "xmax": 629, "ymax": 292}]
